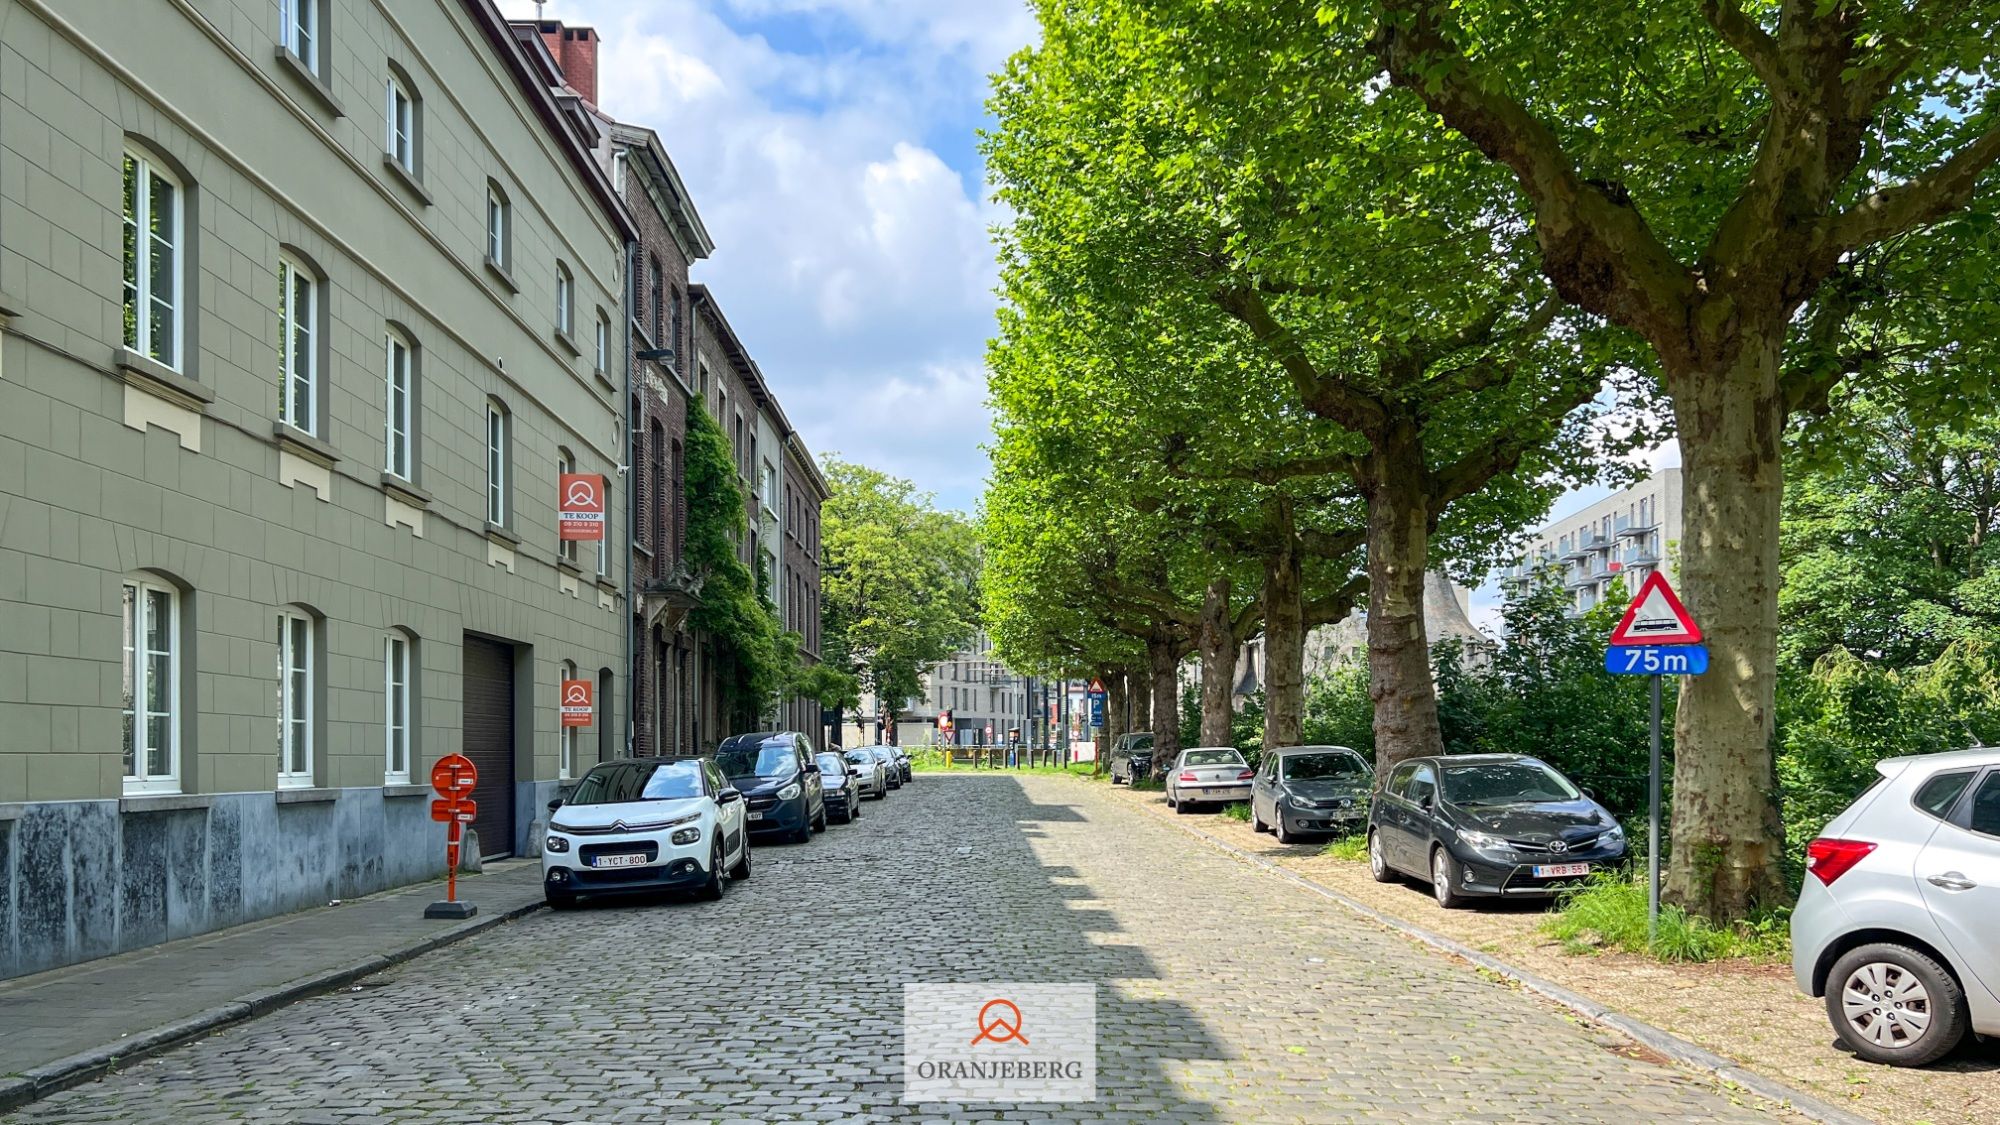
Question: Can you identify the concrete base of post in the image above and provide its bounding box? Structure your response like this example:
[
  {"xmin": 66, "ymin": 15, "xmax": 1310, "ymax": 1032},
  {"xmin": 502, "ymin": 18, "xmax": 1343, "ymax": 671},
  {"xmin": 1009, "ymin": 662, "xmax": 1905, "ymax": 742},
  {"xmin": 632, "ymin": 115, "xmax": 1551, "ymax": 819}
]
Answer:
[{"xmin": 423, "ymin": 900, "xmax": 477, "ymax": 920}]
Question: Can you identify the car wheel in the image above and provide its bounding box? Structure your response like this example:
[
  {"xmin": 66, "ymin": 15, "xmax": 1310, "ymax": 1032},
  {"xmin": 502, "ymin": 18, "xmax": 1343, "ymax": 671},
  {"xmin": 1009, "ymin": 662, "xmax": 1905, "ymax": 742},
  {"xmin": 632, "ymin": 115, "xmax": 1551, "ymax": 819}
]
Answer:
[
  {"xmin": 729, "ymin": 838, "xmax": 752, "ymax": 881},
  {"xmin": 1250, "ymin": 804, "xmax": 1266, "ymax": 832},
  {"xmin": 1431, "ymin": 846, "xmax": 1465, "ymax": 909},
  {"xmin": 1828, "ymin": 943, "xmax": 1969, "ymax": 1066},
  {"xmin": 852, "ymin": 801, "xmax": 863, "ymax": 819},
  {"xmin": 545, "ymin": 889, "xmax": 577, "ymax": 910},
  {"xmin": 1174, "ymin": 791, "xmax": 1193, "ymax": 815},
  {"xmin": 1368, "ymin": 830, "xmax": 1396, "ymax": 882},
  {"xmin": 1111, "ymin": 771, "xmax": 1124, "ymax": 786},
  {"xmin": 812, "ymin": 806, "xmax": 827, "ymax": 833},
  {"xmin": 1275, "ymin": 814, "xmax": 1299, "ymax": 845},
  {"xmin": 697, "ymin": 842, "xmax": 727, "ymax": 901}
]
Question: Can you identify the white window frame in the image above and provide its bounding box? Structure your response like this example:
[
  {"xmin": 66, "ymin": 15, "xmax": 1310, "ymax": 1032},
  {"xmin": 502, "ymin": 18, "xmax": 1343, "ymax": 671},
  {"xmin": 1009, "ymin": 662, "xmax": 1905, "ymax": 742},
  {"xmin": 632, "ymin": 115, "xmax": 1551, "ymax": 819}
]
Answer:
[
  {"xmin": 278, "ymin": 255, "xmax": 317, "ymax": 434},
  {"xmin": 559, "ymin": 660, "xmax": 578, "ymax": 780},
  {"xmin": 486, "ymin": 185, "xmax": 508, "ymax": 268},
  {"xmin": 385, "ymin": 632, "xmax": 412, "ymax": 783},
  {"xmin": 486, "ymin": 402, "xmax": 509, "ymax": 526},
  {"xmin": 557, "ymin": 450, "xmax": 578, "ymax": 564},
  {"xmin": 384, "ymin": 329, "xmax": 413, "ymax": 479},
  {"xmin": 594, "ymin": 312, "xmax": 609, "ymax": 372},
  {"xmin": 281, "ymin": 0, "xmax": 318, "ymax": 73},
  {"xmin": 555, "ymin": 263, "xmax": 574, "ymax": 337},
  {"xmin": 597, "ymin": 501, "xmax": 611, "ymax": 579},
  {"xmin": 385, "ymin": 74, "xmax": 415, "ymax": 172},
  {"xmin": 277, "ymin": 609, "xmax": 315, "ymax": 788},
  {"xmin": 122, "ymin": 150, "xmax": 182, "ymax": 369},
  {"xmin": 123, "ymin": 578, "xmax": 180, "ymax": 795}
]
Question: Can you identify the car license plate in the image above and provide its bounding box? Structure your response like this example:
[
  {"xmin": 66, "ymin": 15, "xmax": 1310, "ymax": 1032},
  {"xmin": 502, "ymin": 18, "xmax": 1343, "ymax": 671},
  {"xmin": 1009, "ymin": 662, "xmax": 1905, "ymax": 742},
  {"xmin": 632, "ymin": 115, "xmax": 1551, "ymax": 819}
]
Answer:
[
  {"xmin": 1533, "ymin": 862, "xmax": 1591, "ymax": 878},
  {"xmin": 592, "ymin": 853, "xmax": 648, "ymax": 869},
  {"xmin": 747, "ymin": 811, "xmax": 764, "ymax": 821}
]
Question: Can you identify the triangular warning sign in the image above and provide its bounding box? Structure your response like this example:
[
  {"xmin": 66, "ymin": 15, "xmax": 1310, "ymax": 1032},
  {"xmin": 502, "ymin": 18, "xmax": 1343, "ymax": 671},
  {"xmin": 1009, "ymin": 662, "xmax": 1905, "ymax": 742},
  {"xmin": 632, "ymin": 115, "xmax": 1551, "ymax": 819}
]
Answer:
[
  {"xmin": 1608, "ymin": 572, "xmax": 1703, "ymax": 646},
  {"xmin": 1086, "ymin": 678, "xmax": 1106, "ymax": 694}
]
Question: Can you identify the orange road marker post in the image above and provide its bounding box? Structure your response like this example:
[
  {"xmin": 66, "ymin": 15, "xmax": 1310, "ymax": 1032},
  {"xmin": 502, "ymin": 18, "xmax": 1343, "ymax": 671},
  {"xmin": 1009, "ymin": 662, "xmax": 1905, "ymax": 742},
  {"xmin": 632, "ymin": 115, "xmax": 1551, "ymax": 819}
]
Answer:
[{"xmin": 424, "ymin": 753, "xmax": 479, "ymax": 920}]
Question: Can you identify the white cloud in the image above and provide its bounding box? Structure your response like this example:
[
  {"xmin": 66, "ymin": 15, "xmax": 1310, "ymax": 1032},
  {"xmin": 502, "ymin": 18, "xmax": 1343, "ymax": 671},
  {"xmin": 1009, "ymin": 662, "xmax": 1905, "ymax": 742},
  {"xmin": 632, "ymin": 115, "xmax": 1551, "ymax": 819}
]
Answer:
[{"xmin": 497, "ymin": 0, "xmax": 1021, "ymax": 509}]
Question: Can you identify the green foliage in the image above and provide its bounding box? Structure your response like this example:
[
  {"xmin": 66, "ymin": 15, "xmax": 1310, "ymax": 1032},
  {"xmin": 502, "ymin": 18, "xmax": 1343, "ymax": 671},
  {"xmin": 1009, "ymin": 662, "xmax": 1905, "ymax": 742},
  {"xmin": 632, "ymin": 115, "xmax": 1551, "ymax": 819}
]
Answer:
[
  {"xmin": 1219, "ymin": 802, "xmax": 1251, "ymax": 822},
  {"xmin": 1776, "ymin": 640, "xmax": 2000, "ymax": 856},
  {"xmin": 819, "ymin": 459, "xmax": 980, "ymax": 720},
  {"xmin": 1303, "ymin": 663, "xmax": 1377, "ymax": 756},
  {"xmin": 1177, "ymin": 684, "xmax": 1266, "ymax": 762},
  {"xmin": 1544, "ymin": 875, "xmax": 1790, "ymax": 964},
  {"xmin": 684, "ymin": 403, "xmax": 795, "ymax": 728},
  {"xmin": 1321, "ymin": 835, "xmax": 1369, "ymax": 862}
]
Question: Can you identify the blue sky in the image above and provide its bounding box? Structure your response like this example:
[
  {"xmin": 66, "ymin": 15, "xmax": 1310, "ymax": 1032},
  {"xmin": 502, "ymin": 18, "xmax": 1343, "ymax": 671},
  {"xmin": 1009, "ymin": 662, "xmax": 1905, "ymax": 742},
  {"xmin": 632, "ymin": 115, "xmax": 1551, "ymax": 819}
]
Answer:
[{"xmin": 497, "ymin": 0, "xmax": 1037, "ymax": 514}]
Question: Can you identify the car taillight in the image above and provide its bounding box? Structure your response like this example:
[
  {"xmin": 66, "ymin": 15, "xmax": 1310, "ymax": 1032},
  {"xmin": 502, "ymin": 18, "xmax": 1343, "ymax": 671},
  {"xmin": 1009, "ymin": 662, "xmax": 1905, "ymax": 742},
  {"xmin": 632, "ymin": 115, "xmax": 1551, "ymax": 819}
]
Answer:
[
  {"xmin": 1237, "ymin": 769, "xmax": 1254, "ymax": 780},
  {"xmin": 1806, "ymin": 837, "xmax": 1877, "ymax": 885},
  {"xmin": 1178, "ymin": 771, "xmax": 1197, "ymax": 782}
]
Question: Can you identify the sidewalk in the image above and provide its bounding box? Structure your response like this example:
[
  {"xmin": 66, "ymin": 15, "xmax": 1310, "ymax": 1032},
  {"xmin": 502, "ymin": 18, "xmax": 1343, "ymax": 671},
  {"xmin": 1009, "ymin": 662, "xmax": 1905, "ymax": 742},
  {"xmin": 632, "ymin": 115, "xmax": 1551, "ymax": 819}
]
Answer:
[{"xmin": 0, "ymin": 860, "xmax": 546, "ymax": 1111}]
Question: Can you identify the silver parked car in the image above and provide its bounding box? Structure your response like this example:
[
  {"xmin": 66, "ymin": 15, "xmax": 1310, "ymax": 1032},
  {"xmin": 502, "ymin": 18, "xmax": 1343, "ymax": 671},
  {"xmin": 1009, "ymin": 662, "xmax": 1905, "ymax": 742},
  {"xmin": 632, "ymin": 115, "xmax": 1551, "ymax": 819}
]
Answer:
[
  {"xmin": 1791, "ymin": 746, "xmax": 2000, "ymax": 1066},
  {"xmin": 844, "ymin": 747, "xmax": 889, "ymax": 799},
  {"xmin": 1164, "ymin": 746, "xmax": 1253, "ymax": 814}
]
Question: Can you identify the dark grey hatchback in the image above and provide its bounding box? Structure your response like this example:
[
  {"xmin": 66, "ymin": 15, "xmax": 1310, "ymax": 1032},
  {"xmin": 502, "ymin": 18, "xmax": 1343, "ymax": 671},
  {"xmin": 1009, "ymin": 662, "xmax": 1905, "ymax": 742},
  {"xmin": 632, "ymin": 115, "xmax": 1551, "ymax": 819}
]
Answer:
[{"xmin": 1367, "ymin": 754, "xmax": 1627, "ymax": 908}]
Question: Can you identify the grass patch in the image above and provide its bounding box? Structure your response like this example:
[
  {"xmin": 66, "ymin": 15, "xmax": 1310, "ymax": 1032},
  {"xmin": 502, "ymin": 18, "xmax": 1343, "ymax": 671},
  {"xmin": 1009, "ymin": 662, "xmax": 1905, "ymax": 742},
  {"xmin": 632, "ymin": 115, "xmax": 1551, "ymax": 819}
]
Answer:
[
  {"xmin": 1219, "ymin": 802, "xmax": 1251, "ymax": 822},
  {"xmin": 1543, "ymin": 874, "xmax": 1791, "ymax": 963},
  {"xmin": 1321, "ymin": 835, "xmax": 1368, "ymax": 862}
]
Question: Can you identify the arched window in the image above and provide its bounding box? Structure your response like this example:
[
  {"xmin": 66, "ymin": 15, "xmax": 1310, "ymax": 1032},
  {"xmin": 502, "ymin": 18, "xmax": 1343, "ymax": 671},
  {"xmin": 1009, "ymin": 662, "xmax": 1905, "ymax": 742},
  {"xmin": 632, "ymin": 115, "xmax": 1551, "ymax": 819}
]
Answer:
[
  {"xmin": 123, "ymin": 574, "xmax": 183, "ymax": 793},
  {"xmin": 555, "ymin": 261, "xmax": 574, "ymax": 338},
  {"xmin": 122, "ymin": 147, "xmax": 184, "ymax": 369},
  {"xmin": 485, "ymin": 181, "xmax": 511, "ymax": 270},
  {"xmin": 384, "ymin": 325, "xmax": 416, "ymax": 480},
  {"xmin": 557, "ymin": 447, "xmax": 578, "ymax": 565},
  {"xmin": 384, "ymin": 629, "xmax": 416, "ymax": 782},
  {"xmin": 277, "ymin": 251, "xmax": 319, "ymax": 434},
  {"xmin": 385, "ymin": 64, "xmax": 421, "ymax": 176},
  {"xmin": 277, "ymin": 605, "xmax": 320, "ymax": 787}
]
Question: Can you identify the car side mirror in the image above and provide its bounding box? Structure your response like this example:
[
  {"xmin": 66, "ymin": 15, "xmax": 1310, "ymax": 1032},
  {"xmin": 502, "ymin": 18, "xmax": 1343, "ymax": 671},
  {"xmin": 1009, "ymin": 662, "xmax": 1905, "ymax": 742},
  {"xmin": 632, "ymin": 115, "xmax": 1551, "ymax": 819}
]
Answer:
[
  {"xmin": 1581, "ymin": 786, "xmax": 1597, "ymax": 800},
  {"xmin": 849, "ymin": 767, "xmax": 863, "ymax": 776},
  {"xmin": 546, "ymin": 798, "xmax": 563, "ymax": 812},
  {"xmin": 718, "ymin": 789, "xmax": 743, "ymax": 805},
  {"xmin": 1418, "ymin": 793, "xmax": 1435, "ymax": 813}
]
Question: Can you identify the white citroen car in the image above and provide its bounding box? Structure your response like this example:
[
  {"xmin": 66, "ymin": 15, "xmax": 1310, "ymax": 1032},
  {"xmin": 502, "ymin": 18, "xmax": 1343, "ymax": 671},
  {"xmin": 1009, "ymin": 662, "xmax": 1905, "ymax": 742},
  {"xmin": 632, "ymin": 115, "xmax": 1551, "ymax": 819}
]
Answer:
[
  {"xmin": 1792, "ymin": 746, "xmax": 2000, "ymax": 1066},
  {"xmin": 542, "ymin": 756, "xmax": 751, "ymax": 908}
]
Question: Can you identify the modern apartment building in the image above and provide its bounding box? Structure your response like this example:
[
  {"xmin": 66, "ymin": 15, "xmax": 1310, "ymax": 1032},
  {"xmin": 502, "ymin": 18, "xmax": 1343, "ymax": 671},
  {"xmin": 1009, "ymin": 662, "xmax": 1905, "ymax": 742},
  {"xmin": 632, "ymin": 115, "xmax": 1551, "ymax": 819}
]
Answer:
[
  {"xmin": 844, "ymin": 632, "xmax": 1034, "ymax": 748},
  {"xmin": 1498, "ymin": 469, "xmax": 1684, "ymax": 614},
  {"xmin": 0, "ymin": 0, "xmax": 636, "ymax": 977}
]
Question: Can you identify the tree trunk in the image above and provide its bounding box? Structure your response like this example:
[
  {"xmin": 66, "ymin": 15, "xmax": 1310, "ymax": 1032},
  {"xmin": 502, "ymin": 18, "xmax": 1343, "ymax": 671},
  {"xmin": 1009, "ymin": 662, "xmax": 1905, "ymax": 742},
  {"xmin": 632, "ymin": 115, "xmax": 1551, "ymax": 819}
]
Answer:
[
  {"xmin": 1198, "ymin": 577, "xmax": 1239, "ymax": 747},
  {"xmin": 1147, "ymin": 635, "xmax": 1182, "ymax": 760},
  {"xmin": 1663, "ymin": 335, "xmax": 1789, "ymax": 921},
  {"xmin": 1364, "ymin": 422, "xmax": 1444, "ymax": 775},
  {"xmin": 1105, "ymin": 672, "xmax": 1128, "ymax": 748},
  {"xmin": 1263, "ymin": 542, "xmax": 1306, "ymax": 751},
  {"xmin": 1130, "ymin": 668, "xmax": 1152, "ymax": 738}
]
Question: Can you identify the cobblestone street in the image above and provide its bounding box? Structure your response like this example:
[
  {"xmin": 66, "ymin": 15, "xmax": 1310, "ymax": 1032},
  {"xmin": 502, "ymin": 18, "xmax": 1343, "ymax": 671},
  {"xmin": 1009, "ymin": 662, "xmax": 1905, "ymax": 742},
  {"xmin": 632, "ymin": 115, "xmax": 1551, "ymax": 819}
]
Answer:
[{"xmin": 10, "ymin": 775, "xmax": 1793, "ymax": 1123}]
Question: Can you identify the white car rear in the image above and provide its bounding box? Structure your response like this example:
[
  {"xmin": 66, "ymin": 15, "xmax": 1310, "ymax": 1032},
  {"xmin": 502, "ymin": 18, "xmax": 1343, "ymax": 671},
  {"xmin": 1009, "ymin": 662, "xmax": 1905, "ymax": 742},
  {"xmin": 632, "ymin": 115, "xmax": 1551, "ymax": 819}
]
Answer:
[
  {"xmin": 1791, "ymin": 746, "xmax": 2000, "ymax": 1066},
  {"xmin": 1166, "ymin": 747, "xmax": 1253, "ymax": 813}
]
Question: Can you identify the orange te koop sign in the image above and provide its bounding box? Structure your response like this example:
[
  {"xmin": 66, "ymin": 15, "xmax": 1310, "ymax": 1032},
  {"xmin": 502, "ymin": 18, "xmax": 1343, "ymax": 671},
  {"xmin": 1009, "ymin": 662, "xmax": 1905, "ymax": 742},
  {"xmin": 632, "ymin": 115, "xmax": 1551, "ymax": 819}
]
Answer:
[
  {"xmin": 560, "ymin": 678, "xmax": 594, "ymax": 727},
  {"xmin": 430, "ymin": 752, "xmax": 477, "ymax": 798},
  {"xmin": 558, "ymin": 473, "xmax": 606, "ymax": 541}
]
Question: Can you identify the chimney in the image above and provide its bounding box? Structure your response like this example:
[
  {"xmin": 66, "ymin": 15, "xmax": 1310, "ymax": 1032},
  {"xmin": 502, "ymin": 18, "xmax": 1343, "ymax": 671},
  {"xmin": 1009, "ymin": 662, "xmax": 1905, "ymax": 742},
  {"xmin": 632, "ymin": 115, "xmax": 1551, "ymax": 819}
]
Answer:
[{"xmin": 535, "ymin": 23, "xmax": 600, "ymax": 105}]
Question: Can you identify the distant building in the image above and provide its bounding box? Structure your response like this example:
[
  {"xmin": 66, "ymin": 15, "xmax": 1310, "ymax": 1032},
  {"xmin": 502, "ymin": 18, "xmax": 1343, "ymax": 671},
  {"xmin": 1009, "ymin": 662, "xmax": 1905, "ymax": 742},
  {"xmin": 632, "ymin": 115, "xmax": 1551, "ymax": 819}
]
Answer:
[
  {"xmin": 1498, "ymin": 469, "xmax": 1683, "ymax": 615},
  {"xmin": 845, "ymin": 632, "xmax": 1035, "ymax": 747}
]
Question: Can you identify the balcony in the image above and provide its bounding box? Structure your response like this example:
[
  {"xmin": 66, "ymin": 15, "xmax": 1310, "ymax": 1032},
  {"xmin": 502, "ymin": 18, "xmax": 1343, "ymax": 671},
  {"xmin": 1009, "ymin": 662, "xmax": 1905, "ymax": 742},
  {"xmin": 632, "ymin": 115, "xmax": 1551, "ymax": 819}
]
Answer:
[{"xmin": 1616, "ymin": 521, "xmax": 1659, "ymax": 540}]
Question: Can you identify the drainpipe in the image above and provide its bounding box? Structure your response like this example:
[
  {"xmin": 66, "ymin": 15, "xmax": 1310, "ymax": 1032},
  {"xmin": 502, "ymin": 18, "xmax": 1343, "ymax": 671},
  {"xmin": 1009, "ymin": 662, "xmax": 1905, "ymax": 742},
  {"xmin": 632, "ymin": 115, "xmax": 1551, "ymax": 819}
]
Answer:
[{"xmin": 623, "ymin": 237, "xmax": 637, "ymax": 760}]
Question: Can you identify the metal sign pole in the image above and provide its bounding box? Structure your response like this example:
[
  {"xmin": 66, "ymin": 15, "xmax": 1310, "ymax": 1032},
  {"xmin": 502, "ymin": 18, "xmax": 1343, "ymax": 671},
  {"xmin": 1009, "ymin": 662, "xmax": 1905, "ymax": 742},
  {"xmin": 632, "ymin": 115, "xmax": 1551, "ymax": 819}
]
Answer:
[{"xmin": 1648, "ymin": 673, "xmax": 1662, "ymax": 946}]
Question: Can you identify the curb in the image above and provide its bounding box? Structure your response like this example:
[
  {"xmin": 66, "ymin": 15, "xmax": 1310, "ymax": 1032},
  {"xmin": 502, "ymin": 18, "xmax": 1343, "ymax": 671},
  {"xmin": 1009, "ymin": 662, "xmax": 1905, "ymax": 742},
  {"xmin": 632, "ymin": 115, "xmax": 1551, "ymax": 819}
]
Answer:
[
  {"xmin": 0, "ymin": 895, "xmax": 545, "ymax": 1114},
  {"xmin": 1130, "ymin": 796, "xmax": 1877, "ymax": 1125}
]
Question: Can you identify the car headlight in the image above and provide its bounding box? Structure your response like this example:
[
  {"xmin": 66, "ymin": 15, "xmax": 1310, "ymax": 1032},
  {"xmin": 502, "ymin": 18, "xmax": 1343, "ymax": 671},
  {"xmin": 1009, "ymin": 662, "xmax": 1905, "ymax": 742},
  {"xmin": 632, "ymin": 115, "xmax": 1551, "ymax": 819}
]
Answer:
[
  {"xmin": 1456, "ymin": 828, "xmax": 1511, "ymax": 853},
  {"xmin": 1599, "ymin": 824, "xmax": 1625, "ymax": 848},
  {"xmin": 545, "ymin": 835, "xmax": 570, "ymax": 853},
  {"xmin": 776, "ymin": 783, "xmax": 802, "ymax": 801},
  {"xmin": 1284, "ymin": 793, "xmax": 1320, "ymax": 808},
  {"xmin": 671, "ymin": 827, "xmax": 701, "ymax": 846}
]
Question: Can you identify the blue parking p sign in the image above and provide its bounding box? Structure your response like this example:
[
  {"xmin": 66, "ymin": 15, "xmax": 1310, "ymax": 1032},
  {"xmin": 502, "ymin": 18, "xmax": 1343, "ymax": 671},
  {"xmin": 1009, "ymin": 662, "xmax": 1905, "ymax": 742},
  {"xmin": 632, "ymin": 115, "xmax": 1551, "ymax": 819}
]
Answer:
[{"xmin": 1087, "ymin": 693, "xmax": 1105, "ymax": 728}]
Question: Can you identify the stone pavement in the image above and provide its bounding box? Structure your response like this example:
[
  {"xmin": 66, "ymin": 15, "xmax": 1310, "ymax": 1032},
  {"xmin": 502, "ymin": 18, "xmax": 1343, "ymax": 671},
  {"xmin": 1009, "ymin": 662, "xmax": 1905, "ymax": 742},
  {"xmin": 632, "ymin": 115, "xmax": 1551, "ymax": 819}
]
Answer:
[
  {"xmin": 6, "ymin": 776, "xmax": 1795, "ymax": 1123},
  {"xmin": 0, "ymin": 860, "xmax": 544, "ymax": 1099}
]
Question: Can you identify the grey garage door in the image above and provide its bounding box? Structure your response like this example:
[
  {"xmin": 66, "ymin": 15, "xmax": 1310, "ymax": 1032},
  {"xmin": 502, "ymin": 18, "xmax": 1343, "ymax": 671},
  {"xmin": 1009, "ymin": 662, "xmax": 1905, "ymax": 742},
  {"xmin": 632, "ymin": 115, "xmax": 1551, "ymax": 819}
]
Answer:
[{"xmin": 462, "ymin": 634, "xmax": 516, "ymax": 857}]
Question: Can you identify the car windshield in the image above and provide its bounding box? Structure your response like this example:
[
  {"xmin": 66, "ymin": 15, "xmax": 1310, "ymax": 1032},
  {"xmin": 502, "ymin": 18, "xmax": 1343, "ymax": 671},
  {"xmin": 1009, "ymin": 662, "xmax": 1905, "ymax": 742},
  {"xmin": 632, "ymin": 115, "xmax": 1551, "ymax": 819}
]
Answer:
[
  {"xmin": 1442, "ymin": 762, "xmax": 1581, "ymax": 805},
  {"xmin": 715, "ymin": 741, "xmax": 795, "ymax": 778},
  {"xmin": 1130, "ymin": 736, "xmax": 1153, "ymax": 752},
  {"xmin": 844, "ymin": 750, "xmax": 874, "ymax": 765},
  {"xmin": 1182, "ymin": 749, "xmax": 1243, "ymax": 767},
  {"xmin": 816, "ymin": 753, "xmax": 847, "ymax": 775},
  {"xmin": 1283, "ymin": 753, "xmax": 1368, "ymax": 781},
  {"xmin": 565, "ymin": 760, "xmax": 703, "ymax": 804},
  {"xmin": 871, "ymin": 748, "xmax": 894, "ymax": 761}
]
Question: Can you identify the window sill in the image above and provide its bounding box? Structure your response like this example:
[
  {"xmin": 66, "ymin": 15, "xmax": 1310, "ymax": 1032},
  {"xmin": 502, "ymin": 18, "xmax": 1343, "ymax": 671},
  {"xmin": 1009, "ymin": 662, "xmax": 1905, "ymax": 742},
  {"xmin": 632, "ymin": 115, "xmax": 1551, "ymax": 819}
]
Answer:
[
  {"xmin": 381, "ymin": 154, "xmax": 433, "ymax": 206},
  {"xmin": 553, "ymin": 327, "xmax": 582, "ymax": 359},
  {"xmin": 274, "ymin": 47, "xmax": 344, "ymax": 118},
  {"xmin": 596, "ymin": 576, "xmax": 620, "ymax": 594},
  {"xmin": 485, "ymin": 521, "xmax": 522, "ymax": 547},
  {"xmin": 275, "ymin": 786, "xmax": 338, "ymax": 804},
  {"xmin": 381, "ymin": 473, "xmax": 432, "ymax": 507},
  {"xmin": 117, "ymin": 347, "xmax": 213, "ymax": 410},
  {"xmin": 592, "ymin": 366, "xmax": 618, "ymax": 393},
  {"xmin": 119, "ymin": 792, "xmax": 212, "ymax": 813},
  {"xmin": 273, "ymin": 421, "xmax": 341, "ymax": 466},
  {"xmin": 484, "ymin": 256, "xmax": 518, "ymax": 294},
  {"xmin": 0, "ymin": 289, "xmax": 19, "ymax": 325},
  {"xmin": 556, "ymin": 555, "xmax": 584, "ymax": 575},
  {"xmin": 383, "ymin": 783, "xmax": 429, "ymax": 798},
  {"xmin": 632, "ymin": 541, "xmax": 654, "ymax": 561}
]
